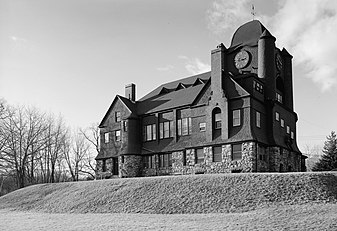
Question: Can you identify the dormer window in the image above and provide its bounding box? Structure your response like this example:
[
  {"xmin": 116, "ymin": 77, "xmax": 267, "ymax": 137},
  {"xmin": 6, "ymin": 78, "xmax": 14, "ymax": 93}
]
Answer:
[{"xmin": 176, "ymin": 83, "xmax": 187, "ymax": 90}]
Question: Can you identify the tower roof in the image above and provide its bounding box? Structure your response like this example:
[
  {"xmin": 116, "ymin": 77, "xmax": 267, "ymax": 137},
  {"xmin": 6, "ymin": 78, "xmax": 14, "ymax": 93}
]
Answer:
[{"xmin": 230, "ymin": 20, "xmax": 271, "ymax": 48}]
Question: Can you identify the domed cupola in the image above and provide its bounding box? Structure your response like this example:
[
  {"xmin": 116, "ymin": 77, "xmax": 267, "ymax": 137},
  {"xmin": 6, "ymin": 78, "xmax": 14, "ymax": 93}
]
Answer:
[{"xmin": 230, "ymin": 20, "xmax": 268, "ymax": 48}]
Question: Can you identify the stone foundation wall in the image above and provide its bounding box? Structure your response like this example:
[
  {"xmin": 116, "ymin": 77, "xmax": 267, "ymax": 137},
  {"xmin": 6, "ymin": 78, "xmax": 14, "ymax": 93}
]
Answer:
[
  {"xmin": 120, "ymin": 155, "xmax": 143, "ymax": 177},
  {"xmin": 141, "ymin": 142, "xmax": 256, "ymax": 177}
]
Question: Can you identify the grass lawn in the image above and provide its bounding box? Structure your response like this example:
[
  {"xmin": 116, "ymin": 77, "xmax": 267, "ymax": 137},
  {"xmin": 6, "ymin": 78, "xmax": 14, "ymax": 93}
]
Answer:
[
  {"xmin": 1, "ymin": 203, "xmax": 337, "ymax": 231},
  {"xmin": 1, "ymin": 172, "xmax": 337, "ymax": 230}
]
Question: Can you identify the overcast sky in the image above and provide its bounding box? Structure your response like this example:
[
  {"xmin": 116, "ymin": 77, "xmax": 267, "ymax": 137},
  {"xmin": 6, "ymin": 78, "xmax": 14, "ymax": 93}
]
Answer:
[{"xmin": 1, "ymin": 0, "xmax": 337, "ymax": 151}]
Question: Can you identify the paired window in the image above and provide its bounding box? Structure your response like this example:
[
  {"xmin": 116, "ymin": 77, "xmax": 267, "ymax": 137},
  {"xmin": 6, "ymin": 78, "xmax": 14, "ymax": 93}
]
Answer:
[
  {"xmin": 144, "ymin": 155, "xmax": 154, "ymax": 168},
  {"xmin": 159, "ymin": 153, "xmax": 172, "ymax": 168},
  {"xmin": 199, "ymin": 122, "xmax": 206, "ymax": 132},
  {"xmin": 213, "ymin": 146, "xmax": 222, "ymax": 162},
  {"xmin": 195, "ymin": 148, "xmax": 204, "ymax": 164},
  {"xmin": 104, "ymin": 132, "xmax": 109, "ymax": 143},
  {"xmin": 233, "ymin": 110, "xmax": 241, "ymax": 127},
  {"xmin": 232, "ymin": 144, "xmax": 242, "ymax": 161},
  {"xmin": 115, "ymin": 111, "xmax": 121, "ymax": 122},
  {"xmin": 177, "ymin": 118, "xmax": 192, "ymax": 136},
  {"xmin": 256, "ymin": 111, "xmax": 261, "ymax": 128},
  {"xmin": 276, "ymin": 93, "xmax": 283, "ymax": 103},
  {"xmin": 144, "ymin": 124, "xmax": 156, "ymax": 141},
  {"xmin": 258, "ymin": 145, "xmax": 267, "ymax": 161},
  {"xmin": 115, "ymin": 130, "xmax": 121, "ymax": 141},
  {"xmin": 159, "ymin": 121, "xmax": 174, "ymax": 139}
]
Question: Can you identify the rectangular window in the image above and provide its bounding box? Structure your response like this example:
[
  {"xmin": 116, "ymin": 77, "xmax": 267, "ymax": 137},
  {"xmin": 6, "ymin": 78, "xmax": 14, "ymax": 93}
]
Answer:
[
  {"xmin": 177, "ymin": 117, "xmax": 191, "ymax": 136},
  {"xmin": 215, "ymin": 113, "xmax": 221, "ymax": 129},
  {"xmin": 195, "ymin": 148, "xmax": 204, "ymax": 164},
  {"xmin": 291, "ymin": 131, "xmax": 294, "ymax": 139},
  {"xmin": 199, "ymin": 122, "xmax": 206, "ymax": 132},
  {"xmin": 213, "ymin": 146, "xmax": 222, "ymax": 162},
  {"xmin": 232, "ymin": 144, "xmax": 242, "ymax": 161},
  {"xmin": 256, "ymin": 111, "xmax": 261, "ymax": 128},
  {"xmin": 144, "ymin": 124, "xmax": 156, "ymax": 141},
  {"xmin": 159, "ymin": 121, "xmax": 173, "ymax": 139},
  {"xmin": 104, "ymin": 132, "xmax": 109, "ymax": 143},
  {"xmin": 182, "ymin": 118, "xmax": 188, "ymax": 135},
  {"xmin": 233, "ymin": 110, "xmax": 241, "ymax": 127},
  {"xmin": 286, "ymin": 126, "xmax": 290, "ymax": 134},
  {"xmin": 115, "ymin": 111, "xmax": 121, "ymax": 122},
  {"xmin": 144, "ymin": 155, "xmax": 153, "ymax": 168},
  {"xmin": 183, "ymin": 150, "xmax": 187, "ymax": 166},
  {"xmin": 275, "ymin": 112, "xmax": 280, "ymax": 121},
  {"xmin": 253, "ymin": 81, "xmax": 264, "ymax": 93},
  {"xmin": 276, "ymin": 93, "xmax": 283, "ymax": 103},
  {"xmin": 281, "ymin": 119, "xmax": 285, "ymax": 127},
  {"xmin": 123, "ymin": 121, "xmax": 127, "ymax": 132},
  {"xmin": 115, "ymin": 130, "xmax": 121, "ymax": 141},
  {"xmin": 258, "ymin": 145, "xmax": 266, "ymax": 161},
  {"xmin": 159, "ymin": 153, "xmax": 172, "ymax": 168}
]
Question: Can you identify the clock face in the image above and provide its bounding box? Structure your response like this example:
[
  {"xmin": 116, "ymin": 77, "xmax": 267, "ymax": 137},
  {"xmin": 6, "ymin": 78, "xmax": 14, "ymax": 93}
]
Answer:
[
  {"xmin": 234, "ymin": 50, "xmax": 250, "ymax": 69},
  {"xmin": 276, "ymin": 53, "xmax": 283, "ymax": 71}
]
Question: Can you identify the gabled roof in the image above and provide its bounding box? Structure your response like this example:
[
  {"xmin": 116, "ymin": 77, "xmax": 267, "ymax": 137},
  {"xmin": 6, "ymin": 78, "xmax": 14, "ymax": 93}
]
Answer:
[
  {"xmin": 99, "ymin": 95, "xmax": 136, "ymax": 128},
  {"xmin": 139, "ymin": 72, "xmax": 211, "ymax": 101}
]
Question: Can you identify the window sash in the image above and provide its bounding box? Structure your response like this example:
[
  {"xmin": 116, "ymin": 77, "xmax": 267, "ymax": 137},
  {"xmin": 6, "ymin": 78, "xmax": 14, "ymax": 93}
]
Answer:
[
  {"xmin": 199, "ymin": 122, "xmax": 206, "ymax": 132},
  {"xmin": 232, "ymin": 144, "xmax": 242, "ymax": 160},
  {"xmin": 115, "ymin": 111, "xmax": 121, "ymax": 122},
  {"xmin": 177, "ymin": 119, "xmax": 182, "ymax": 136},
  {"xmin": 152, "ymin": 124, "xmax": 156, "ymax": 140},
  {"xmin": 275, "ymin": 112, "xmax": 280, "ymax": 121},
  {"xmin": 256, "ymin": 111, "xmax": 261, "ymax": 128},
  {"xmin": 215, "ymin": 113, "xmax": 221, "ymax": 129},
  {"xmin": 104, "ymin": 132, "xmax": 109, "ymax": 143},
  {"xmin": 182, "ymin": 118, "xmax": 188, "ymax": 136},
  {"xmin": 233, "ymin": 110, "xmax": 241, "ymax": 126},
  {"xmin": 115, "ymin": 130, "xmax": 121, "ymax": 141},
  {"xmin": 213, "ymin": 146, "xmax": 222, "ymax": 162},
  {"xmin": 196, "ymin": 149, "xmax": 204, "ymax": 164}
]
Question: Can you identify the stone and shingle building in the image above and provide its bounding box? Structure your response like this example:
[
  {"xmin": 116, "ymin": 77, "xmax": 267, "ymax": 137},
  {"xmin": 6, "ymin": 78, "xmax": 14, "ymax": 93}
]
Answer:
[{"xmin": 95, "ymin": 20, "xmax": 306, "ymax": 178}]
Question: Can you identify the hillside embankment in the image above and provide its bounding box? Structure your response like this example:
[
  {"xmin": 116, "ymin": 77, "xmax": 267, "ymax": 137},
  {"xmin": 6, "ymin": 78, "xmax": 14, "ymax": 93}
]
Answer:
[{"xmin": 0, "ymin": 172, "xmax": 336, "ymax": 214}]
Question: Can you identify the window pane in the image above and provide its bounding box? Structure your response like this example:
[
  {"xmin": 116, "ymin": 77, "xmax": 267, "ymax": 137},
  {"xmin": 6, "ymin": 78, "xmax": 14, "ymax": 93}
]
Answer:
[
  {"xmin": 188, "ymin": 117, "xmax": 192, "ymax": 134},
  {"xmin": 164, "ymin": 154, "xmax": 168, "ymax": 167},
  {"xmin": 115, "ymin": 130, "xmax": 121, "ymax": 141},
  {"xmin": 170, "ymin": 121, "xmax": 174, "ymax": 137},
  {"xmin": 177, "ymin": 119, "xmax": 182, "ymax": 136},
  {"xmin": 159, "ymin": 123, "xmax": 164, "ymax": 139},
  {"xmin": 168, "ymin": 153, "xmax": 172, "ymax": 167},
  {"xmin": 215, "ymin": 113, "xmax": 221, "ymax": 129},
  {"xmin": 104, "ymin": 132, "xmax": 109, "ymax": 143},
  {"xmin": 164, "ymin": 121, "xmax": 170, "ymax": 138},
  {"xmin": 232, "ymin": 144, "xmax": 242, "ymax": 160},
  {"xmin": 115, "ymin": 111, "xmax": 121, "ymax": 122},
  {"xmin": 152, "ymin": 124, "xmax": 156, "ymax": 140},
  {"xmin": 213, "ymin": 146, "xmax": 222, "ymax": 162},
  {"xmin": 287, "ymin": 126, "xmax": 290, "ymax": 134},
  {"xmin": 233, "ymin": 110, "xmax": 240, "ymax": 126},
  {"xmin": 281, "ymin": 119, "xmax": 284, "ymax": 127},
  {"xmin": 275, "ymin": 112, "xmax": 280, "ymax": 121},
  {"xmin": 146, "ymin": 125, "xmax": 152, "ymax": 141},
  {"xmin": 291, "ymin": 131, "xmax": 294, "ymax": 139},
  {"xmin": 196, "ymin": 148, "xmax": 204, "ymax": 164},
  {"xmin": 182, "ymin": 118, "xmax": 188, "ymax": 136},
  {"xmin": 199, "ymin": 122, "xmax": 206, "ymax": 132},
  {"xmin": 256, "ymin": 111, "xmax": 261, "ymax": 128}
]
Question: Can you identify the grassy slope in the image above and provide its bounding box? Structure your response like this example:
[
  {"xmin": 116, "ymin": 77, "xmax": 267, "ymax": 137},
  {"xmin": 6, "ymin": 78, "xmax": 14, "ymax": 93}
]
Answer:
[{"xmin": 0, "ymin": 172, "xmax": 337, "ymax": 214}]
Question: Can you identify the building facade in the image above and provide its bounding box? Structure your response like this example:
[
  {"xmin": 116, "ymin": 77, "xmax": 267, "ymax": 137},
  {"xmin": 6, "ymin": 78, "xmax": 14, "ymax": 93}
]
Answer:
[{"xmin": 95, "ymin": 20, "xmax": 306, "ymax": 178}]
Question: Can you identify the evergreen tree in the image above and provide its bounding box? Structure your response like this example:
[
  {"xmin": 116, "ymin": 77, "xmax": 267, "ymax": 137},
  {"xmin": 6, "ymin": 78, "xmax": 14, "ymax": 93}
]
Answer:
[{"xmin": 312, "ymin": 131, "xmax": 337, "ymax": 171}]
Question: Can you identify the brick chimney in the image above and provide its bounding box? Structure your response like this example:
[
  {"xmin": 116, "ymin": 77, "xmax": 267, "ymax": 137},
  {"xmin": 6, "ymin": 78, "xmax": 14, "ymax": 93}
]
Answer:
[
  {"xmin": 125, "ymin": 83, "xmax": 136, "ymax": 101},
  {"xmin": 211, "ymin": 43, "xmax": 227, "ymax": 98}
]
